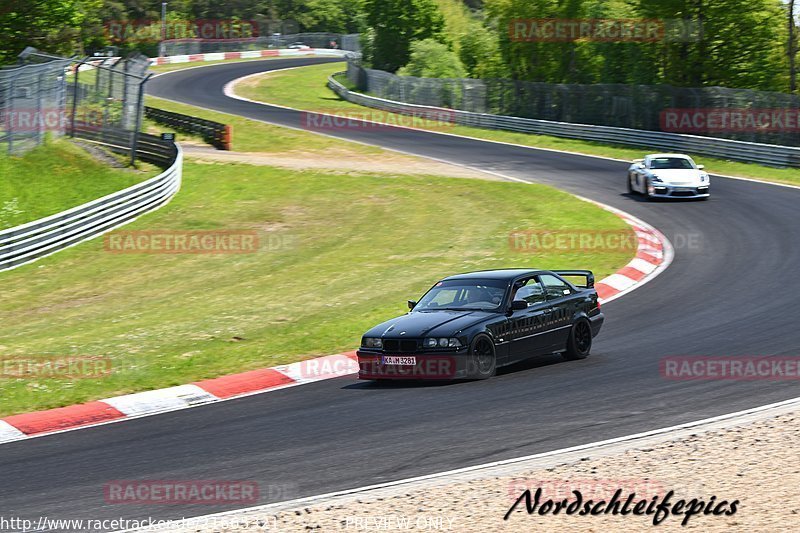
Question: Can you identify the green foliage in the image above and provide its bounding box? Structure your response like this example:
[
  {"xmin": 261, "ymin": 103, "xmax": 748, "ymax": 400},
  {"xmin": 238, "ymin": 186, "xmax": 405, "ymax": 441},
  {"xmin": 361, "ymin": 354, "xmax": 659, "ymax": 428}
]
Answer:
[
  {"xmin": 364, "ymin": 0, "xmax": 446, "ymax": 72},
  {"xmin": 458, "ymin": 20, "xmax": 510, "ymax": 78},
  {"xmin": 484, "ymin": 0, "xmax": 792, "ymax": 90},
  {"xmin": 0, "ymin": 0, "xmax": 103, "ymax": 63},
  {"xmin": 1, "ymin": 0, "xmax": 796, "ymax": 93},
  {"xmin": 398, "ymin": 39, "xmax": 466, "ymax": 78}
]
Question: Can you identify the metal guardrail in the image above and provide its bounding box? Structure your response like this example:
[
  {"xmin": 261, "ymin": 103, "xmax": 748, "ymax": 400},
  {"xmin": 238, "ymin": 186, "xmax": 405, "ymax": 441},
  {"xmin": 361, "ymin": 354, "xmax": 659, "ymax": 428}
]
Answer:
[
  {"xmin": 0, "ymin": 137, "xmax": 182, "ymax": 272},
  {"xmin": 145, "ymin": 106, "xmax": 231, "ymax": 150},
  {"xmin": 328, "ymin": 73, "xmax": 800, "ymax": 169}
]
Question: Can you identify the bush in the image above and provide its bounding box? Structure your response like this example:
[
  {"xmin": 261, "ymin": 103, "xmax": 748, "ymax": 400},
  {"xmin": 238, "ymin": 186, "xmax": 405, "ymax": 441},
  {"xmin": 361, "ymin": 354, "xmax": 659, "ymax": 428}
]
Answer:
[{"xmin": 397, "ymin": 38, "xmax": 466, "ymax": 78}]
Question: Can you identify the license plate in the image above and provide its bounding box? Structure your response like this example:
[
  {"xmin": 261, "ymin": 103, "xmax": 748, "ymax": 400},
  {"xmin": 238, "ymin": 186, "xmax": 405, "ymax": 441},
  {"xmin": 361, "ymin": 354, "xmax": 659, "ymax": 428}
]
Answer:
[{"xmin": 382, "ymin": 356, "xmax": 416, "ymax": 366}]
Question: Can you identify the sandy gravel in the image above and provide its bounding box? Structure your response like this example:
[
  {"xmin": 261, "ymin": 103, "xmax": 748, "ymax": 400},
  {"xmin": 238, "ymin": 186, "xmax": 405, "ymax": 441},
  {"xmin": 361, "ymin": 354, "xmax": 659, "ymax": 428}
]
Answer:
[
  {"xmin": 165, "ymin": 406, "xmax": 800, "ymax": 533},
  {"xmin": 181, "ymin": 144, "xmax": 497, "ymax": 180}
]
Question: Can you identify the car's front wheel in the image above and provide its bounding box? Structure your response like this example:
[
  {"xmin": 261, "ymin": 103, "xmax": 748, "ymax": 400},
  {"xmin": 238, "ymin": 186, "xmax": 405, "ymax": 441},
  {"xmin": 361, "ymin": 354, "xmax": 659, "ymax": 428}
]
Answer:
[
  {"xmin": 469, "ymin": 334, "xmax": 496, "ymax": 379},
  {"xmin": 562, "ymin": 318, "xmax": 592, "ymax": 360},
  {"xmin": 645, "ymin": 179, "xmax": 656, "ymax": 201},
  {"xmin": 627, "ymin": 174, "xmax": 635, "ymax": 194}
]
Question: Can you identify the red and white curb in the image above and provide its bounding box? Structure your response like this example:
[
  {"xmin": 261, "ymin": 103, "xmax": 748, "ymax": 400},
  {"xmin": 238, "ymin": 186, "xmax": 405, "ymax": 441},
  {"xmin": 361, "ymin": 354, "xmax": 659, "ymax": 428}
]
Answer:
[
  {"xmin": 0, "ymin": 352, "xmax": 357, "ymax": 444},
  {"xmin": 149, "ymin": 48, "xmax": 350, "ymax": 66},
  {"xmin": 581, "ymin": 197, "xmax": 673, "ymax": 305}
]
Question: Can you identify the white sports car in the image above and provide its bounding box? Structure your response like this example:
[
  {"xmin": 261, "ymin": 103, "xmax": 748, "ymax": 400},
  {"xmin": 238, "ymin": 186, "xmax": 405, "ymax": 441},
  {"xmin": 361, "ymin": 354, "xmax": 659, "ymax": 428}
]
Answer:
[{"xmin": 627, "ymin": 153, "xmax": 710, "ymax": 200}]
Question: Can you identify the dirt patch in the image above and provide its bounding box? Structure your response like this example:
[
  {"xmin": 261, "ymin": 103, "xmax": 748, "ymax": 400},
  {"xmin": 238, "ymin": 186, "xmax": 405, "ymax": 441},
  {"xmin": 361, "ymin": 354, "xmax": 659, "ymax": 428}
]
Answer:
[{"xmin": 181, "ymin": 144, "xmax": 499, "ymax": 180}]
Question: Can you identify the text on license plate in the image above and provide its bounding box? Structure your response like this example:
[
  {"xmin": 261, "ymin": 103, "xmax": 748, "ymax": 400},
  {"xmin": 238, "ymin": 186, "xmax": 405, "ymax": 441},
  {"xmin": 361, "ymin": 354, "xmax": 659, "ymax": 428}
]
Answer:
[{"xmin": 382, "ymin": 356, "xmax": 416, "ymax": 366}]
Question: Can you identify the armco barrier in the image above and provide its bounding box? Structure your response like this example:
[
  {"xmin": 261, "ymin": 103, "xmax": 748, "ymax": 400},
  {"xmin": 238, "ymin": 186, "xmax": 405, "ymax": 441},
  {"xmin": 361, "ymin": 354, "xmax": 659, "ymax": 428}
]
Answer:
[
  {"xmin": 145, "ymin": 106, "xmax": 231, "ymax": 150},
  {"xmin": 327, "ymin": 74, "xmax": 800, "ymax": 168},
  {"xmin": 0, "ymin": 135, "xmax": 182, "ymax": 272}
]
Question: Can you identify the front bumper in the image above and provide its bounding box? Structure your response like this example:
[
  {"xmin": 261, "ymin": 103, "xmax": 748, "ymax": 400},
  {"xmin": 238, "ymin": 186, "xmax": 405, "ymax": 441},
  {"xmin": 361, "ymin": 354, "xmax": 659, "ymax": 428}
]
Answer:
[
  {"xmin": 649, "ymin": 183, "xmax": 709, "ymax": 199},
  {"xmin": 356, "ymin": 350, "xmax": 470, "ymax": 380}
]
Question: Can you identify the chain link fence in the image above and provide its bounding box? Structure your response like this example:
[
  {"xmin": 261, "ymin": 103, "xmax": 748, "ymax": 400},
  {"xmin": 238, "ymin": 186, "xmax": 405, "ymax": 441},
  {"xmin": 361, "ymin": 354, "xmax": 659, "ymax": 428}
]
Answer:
[
  {"xmin": 1, "ymin": 48, "xmax": 152, "ymax": 163},
  {"xmin": 163, "ymin": 33, "xmax": 360, "ymax": 56},
  {"xmin": 0, "ymin": 50, "xmax": 72, "ymax": 155},
  {"xmin": 347, "ymin": 60, "xmax": 800, "ymax": 147}
]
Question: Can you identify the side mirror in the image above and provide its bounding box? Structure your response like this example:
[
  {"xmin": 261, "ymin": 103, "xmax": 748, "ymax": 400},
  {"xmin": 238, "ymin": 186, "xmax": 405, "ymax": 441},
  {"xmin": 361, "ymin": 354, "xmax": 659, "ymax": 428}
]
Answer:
[
  {"xmin": 407, "ymin": 300, "xmax": 417, "ymax": 310},
  {"xmin": 511, "ymin": 300, "xmax": 528, "ymax": 311},
  {"xmin": 697, "ymin": 164, "xmax": 705, "ymax": 170}
]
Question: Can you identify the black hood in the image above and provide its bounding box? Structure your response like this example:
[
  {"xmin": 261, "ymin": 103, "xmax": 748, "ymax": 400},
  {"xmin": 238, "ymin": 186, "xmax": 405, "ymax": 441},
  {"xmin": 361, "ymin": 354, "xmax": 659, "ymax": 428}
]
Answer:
[{"xmin": 363, "ymin": 309, "xmax": 494, "ymax": 339}]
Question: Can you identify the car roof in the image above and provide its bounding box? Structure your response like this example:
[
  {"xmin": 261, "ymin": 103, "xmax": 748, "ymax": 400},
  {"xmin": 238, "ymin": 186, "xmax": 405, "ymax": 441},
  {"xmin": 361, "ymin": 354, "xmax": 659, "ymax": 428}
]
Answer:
[
  {"xmin": 442, "ymin": 268, "xmax": 545, "ymax": 281},
  {"xmin": 646, "ymin": 153, "xmax": 692, "ymax": 159}
]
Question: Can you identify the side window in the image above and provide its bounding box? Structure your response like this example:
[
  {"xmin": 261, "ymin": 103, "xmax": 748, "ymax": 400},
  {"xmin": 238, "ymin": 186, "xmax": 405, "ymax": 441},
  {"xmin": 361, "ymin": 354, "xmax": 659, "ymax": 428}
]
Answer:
[
  {"xmin": 540, "ymin": 274, "xmax": 572, "ymax": 300},
  {"xmin": 513, "ymin": 277, "xmax": 546, "ymax": 305}
]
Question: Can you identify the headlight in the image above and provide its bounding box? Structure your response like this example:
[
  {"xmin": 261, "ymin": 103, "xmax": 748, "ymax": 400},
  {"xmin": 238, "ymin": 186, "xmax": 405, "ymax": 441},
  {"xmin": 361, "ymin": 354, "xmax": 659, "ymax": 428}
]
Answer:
[
  {"xmin": 650, "ymin": 175, "xmax": 662, "ymax": 182},
  {"xmin": 362, "ymin": 337, "xmax": 382, "ymax": 348},
  {"xmin": 424, "ymin": 337, "xmax": 462, "ymax": 348},
  {"xmin": 700, "ymin": 173, "xmax": 708, "ymax": 182}
]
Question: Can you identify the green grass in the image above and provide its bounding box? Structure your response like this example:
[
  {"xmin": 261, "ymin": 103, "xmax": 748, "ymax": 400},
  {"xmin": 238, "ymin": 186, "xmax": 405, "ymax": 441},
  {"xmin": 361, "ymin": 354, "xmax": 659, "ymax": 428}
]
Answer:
[
  {"xmin": 234, "ymin": 63, "xmax": 800, "ymax": 187},
  {"xmin": 0, "ymin": 160, "xmax": 632, "ymax": 416},
  {"xmin": 0, "ymin": 139, "xmax": 156, "ymax": 230}
]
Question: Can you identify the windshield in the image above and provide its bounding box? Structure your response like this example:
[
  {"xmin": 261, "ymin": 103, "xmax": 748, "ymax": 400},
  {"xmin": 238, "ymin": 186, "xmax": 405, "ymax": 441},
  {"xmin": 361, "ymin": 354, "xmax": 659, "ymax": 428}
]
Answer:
[
  {"xmin": 650, "ymin": 157, "xmax": 695, "ymax": 170},
  {"xmin": 414, "ymin": 279, "xmax": 508, "ymax": 311}
]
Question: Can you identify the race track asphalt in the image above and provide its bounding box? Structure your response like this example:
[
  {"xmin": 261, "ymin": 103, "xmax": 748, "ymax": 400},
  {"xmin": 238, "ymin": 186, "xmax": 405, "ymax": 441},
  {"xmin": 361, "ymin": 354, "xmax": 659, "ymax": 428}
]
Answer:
[{"xmin": 2, "ymin": 57, "xmax": 799, "ymax": 529}]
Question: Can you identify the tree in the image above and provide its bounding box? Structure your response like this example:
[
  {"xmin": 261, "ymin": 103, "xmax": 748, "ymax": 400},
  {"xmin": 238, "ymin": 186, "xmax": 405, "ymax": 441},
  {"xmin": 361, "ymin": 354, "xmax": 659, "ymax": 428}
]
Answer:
[
  {"xmin": 364, "ymin": 0, "xmax": 445, "ymax": 72},
  {"xmin": 458, "ymin": 20, "xmax": 510, "ymax": 78},
  {"xmin": 398, "ymin": 38, "xmax": 466, "ymax": 77},
  {"xmin": 0, "ymin": 0, "xmax": 103, "ymax": 64}
]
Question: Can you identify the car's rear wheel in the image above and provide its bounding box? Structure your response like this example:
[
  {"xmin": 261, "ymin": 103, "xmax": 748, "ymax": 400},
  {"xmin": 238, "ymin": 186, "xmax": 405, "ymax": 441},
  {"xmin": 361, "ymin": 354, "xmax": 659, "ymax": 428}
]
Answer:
[
  {"xmin": 562, "ymin": 319, "xmax": 592, "ymax": 360},
  {"xmin": 470, "ymin": 335, "xmax": 496, "ymax": 379}
]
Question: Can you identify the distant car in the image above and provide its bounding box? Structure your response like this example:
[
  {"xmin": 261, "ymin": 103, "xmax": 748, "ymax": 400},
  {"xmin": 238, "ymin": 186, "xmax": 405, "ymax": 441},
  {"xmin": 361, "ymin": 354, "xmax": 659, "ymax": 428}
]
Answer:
[
  {"xmin": 627, "ymin": 153, "xmax": 710, "ymax": 200},
  {"xmin": 357, "ymin": 269, "xmax": 604, "ymax": 380},
  {"xmin": 287, "ymin": 42, "xmax": 310, "ymax": 49}
]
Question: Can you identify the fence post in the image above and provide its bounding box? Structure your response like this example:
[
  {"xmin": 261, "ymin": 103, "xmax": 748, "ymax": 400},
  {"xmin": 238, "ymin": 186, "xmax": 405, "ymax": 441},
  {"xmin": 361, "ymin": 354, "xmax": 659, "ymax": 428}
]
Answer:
[
  {"xmin": 130, "ymin": 73, "xmax": 152, "ymax": 166},
  {"xmin": 70, "ymin": 58, "xmax": 87, "ymax": 138},
  {"xmin": 223, "ymin": 125, "xmax": 233, "ymax": 150},
  {"xmin": 36, "ymin": 71, "xmax": 44, "ymax": 145},
  {"xmin": 7, "ymin": 72, "xmax": 16, "ymax": 154}
]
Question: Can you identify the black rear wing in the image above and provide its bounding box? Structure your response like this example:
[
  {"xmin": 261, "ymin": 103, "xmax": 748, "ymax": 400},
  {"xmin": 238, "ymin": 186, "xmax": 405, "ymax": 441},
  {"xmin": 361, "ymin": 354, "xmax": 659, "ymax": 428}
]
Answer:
[{"xmin": 553, "ymin": 270, "xmax": 595, "ymax": 289}]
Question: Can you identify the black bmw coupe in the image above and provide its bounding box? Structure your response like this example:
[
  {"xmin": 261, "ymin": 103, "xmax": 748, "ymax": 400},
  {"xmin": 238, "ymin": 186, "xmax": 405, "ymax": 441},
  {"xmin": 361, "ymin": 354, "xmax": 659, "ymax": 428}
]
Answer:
[{"xmin": 357, "ymin": 268, "xmax": 604, "ymax": 380}]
